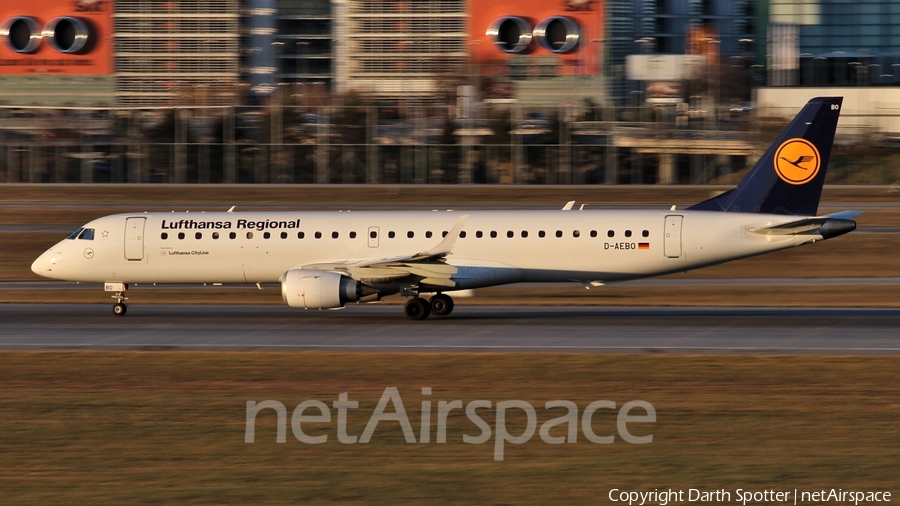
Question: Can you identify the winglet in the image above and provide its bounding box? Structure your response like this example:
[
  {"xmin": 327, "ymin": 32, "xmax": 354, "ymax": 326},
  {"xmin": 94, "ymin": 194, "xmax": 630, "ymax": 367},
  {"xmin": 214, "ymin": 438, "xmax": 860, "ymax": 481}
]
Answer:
[
  {"xmin": 412, "ymin": 214, "xmax": 469, "ymax": 260},
  {"xmin": 562, "ymin": 201, "xmax": 575, "ymax": 211}
]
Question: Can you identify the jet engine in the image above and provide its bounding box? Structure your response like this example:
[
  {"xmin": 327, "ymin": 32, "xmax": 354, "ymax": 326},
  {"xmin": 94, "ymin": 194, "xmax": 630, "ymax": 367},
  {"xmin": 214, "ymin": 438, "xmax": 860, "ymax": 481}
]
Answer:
[{"xmin": 281, "ymin": 269, "xmax": 379, "ymax": 309}]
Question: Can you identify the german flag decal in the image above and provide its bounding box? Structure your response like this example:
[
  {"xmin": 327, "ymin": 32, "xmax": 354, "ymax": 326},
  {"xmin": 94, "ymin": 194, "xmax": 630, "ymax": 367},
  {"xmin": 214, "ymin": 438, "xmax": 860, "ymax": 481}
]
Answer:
[{"xmin": 638, "ymin": 243, "xmax": 650, "ymax": 250}]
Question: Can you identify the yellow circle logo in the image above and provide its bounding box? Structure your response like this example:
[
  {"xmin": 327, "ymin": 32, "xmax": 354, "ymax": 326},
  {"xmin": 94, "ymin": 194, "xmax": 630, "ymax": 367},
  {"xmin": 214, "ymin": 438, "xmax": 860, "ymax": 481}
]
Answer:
[{"xmin": 774, "ymin": 138, "xmax": 821, "ymax": 185}]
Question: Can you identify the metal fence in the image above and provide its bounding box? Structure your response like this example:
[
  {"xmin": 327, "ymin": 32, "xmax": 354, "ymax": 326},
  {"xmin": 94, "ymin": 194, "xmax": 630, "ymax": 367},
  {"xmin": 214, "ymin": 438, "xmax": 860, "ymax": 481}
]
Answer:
[{"xmin": 0, "ymin": 103, "xmax": 796, "ymax": 185}]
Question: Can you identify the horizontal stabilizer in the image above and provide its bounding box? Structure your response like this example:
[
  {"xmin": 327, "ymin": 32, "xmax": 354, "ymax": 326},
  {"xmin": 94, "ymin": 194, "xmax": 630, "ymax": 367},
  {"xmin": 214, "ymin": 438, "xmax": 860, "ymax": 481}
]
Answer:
[{"xmin": 748, "ymin": 211, "xmax": 862, "ymax": 239}]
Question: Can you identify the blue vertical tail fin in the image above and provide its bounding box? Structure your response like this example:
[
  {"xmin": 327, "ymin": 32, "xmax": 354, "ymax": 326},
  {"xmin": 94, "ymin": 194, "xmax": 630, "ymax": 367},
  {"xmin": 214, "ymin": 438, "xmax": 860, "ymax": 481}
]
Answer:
[{"xmin": 688, "ymin": 97, "xmax": 842, "ymax": 215}]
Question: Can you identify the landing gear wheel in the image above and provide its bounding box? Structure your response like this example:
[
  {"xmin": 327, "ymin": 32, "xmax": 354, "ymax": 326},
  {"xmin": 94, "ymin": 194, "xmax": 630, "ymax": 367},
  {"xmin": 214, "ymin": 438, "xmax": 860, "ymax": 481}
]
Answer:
[
  {"xmin": 404, "ymin": 297, "xmax": 431, "ymax": 320},
  {"xmin": 113, "ymin": 303, "xmax": 128, "ymax": 316},
  {"xmin": 429, "ymin": 294, "xmax": 454, "ymax": 316}
]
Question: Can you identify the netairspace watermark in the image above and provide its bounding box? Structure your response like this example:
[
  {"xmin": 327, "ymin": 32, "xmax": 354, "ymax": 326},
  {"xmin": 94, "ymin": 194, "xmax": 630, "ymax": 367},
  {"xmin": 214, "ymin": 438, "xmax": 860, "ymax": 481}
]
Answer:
[
  {"xmin": 609, "ymin": 488, "xmax": 892, "ymax": 506},
  {"xmin": 245, "ymin": 387, "xmax": 656, "ymax": 461}
]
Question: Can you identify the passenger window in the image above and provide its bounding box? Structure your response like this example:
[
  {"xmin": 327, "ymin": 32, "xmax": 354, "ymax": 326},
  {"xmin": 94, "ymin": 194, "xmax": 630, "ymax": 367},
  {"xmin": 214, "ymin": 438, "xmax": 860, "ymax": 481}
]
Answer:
[
  {"xmin": 607, "ymin": 230, "xmax": 615, "ymax": 237},
  {"xmin": 230, "ymin": 232, "xmax": 237, "ymax": 239},
  {"xmin": 476, "ymin": 231, "xmax": 483, "ymax": 238},
  {"xmin": 573, "ymin": 230, "xmax": 580, "ymax": 238},
  {"xmin": 213, "ymin": 232, "xmax": 220, "ymax": 240},
  {"xmin": 407, "ymin": 231, "xmax": 414, "ymax": 238},
  {"xmin": 332, "ymin": 231, "xmax": 339, "ymax": 239},
  {"xmin": 538, "ymin": 230, "xmax": 545, "ymax": 238},
  {"xmin": 521, "ymin": 230, "xmax": 528, "ymax": 238},
  {"xmin": 246, "ymin": 232, "xmax": 254, "ymax": 239},
  {"xmin": 178, "ymin": 232, "xmax": 185, "ymax": 240},
  {"xmin": 195, "ymin": 232, "xmax": 202, "ymax": 240},
  {"xmin": 426, "ymin": 231, "xmax": 433, "ymax": 239},
  {"xmin": 161, "ymin": 232, "xmax": 168, "ymax": 240},
  {"xmin": 625, "ymin": 230, "xmax": 632, "ymax": 238},
  {"xmin": 459, "ymin": 231, "xmax": 466, "ymax": 238},
  {"xmin": 66, "ymin": 228, "xmax": 84, "ymax": 240},
  {"xmin": 442, "ymin": 231, "xmax": 448, "ymax": 238},
  {"xmin": 350, "ymin": 231, "xmax": 357, "ymax": 239},
  {"xmin": 369, "ymin": 230, "xmax": 377, "ymax": 239},
  {"xmin": 490, "ymin": 231, "xmax": 497, "ymax": 238},
  {"xmin": 642, "ymin": 230, "xmax": 649, "ymax": 237},
  {"xmin": 388, "ymin": 231, "xmax": 395, "ymax": 239},
  {"xmin": 315, "ymin": 232, "xmax": 322, "ymax": 239},
  {"xmin": 280, "ymin": 232, "xmax": 287, "ymax": 239},
  {"xmin": 298, "ymin": 231, "xmax": 305, "ymax": 239},
  {"xmin": 555, "ymin": 230, "xmax": 562, "ymax": 238},
  {"xmin": 507, "ymin": 231, "xmax": 513, "ymax": 238},
  {"xmin": 263, "ymin": 232, "xmax": 270, "ymax": 239},
  {"xmin": 590, "ymin": 230, "xmax": 597, "ymax": 238},
  {"xmin": 78, "ymin": 229, "xmax": 95, "ymax": 240}
]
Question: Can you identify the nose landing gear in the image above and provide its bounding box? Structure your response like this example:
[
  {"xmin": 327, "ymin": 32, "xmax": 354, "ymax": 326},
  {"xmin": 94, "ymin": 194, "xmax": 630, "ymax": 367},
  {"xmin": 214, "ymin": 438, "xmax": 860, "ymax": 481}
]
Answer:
[{"xmin": 111, "ymin": 291, "xmax": 128, "ymax": 316}]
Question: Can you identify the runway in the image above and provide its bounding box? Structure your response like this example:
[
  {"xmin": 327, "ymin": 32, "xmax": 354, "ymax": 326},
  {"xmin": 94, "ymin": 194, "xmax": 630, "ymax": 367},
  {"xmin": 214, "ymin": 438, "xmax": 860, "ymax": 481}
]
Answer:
[{"xmin": 2, "ymin": 304, "xmax": 899, "ymax": 354}]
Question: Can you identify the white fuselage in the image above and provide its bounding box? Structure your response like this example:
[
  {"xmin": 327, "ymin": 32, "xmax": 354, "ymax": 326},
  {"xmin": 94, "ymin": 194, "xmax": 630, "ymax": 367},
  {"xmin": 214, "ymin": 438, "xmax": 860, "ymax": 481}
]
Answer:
[{"xmin": 32, "ymin": 209, "xmax": 817, "ymax": 289}]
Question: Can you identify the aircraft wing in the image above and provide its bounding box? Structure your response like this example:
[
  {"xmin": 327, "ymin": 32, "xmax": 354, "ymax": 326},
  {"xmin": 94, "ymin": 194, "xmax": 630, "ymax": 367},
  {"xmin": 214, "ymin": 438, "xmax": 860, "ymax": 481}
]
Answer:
[
  {"xmin": 299, "ymin": 215, "xmax": 469, "ymax": 288},
  {"xmin": 747, "ymin": 211, "xmax": 863, "ymax": 236}
]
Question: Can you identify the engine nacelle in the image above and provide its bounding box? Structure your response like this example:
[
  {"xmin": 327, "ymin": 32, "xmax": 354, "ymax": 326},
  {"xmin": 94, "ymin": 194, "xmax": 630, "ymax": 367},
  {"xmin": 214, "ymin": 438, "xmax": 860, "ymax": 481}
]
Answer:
[{"xmin": 281, "ymin": 269, "xmax": 377, "ymax": 309}]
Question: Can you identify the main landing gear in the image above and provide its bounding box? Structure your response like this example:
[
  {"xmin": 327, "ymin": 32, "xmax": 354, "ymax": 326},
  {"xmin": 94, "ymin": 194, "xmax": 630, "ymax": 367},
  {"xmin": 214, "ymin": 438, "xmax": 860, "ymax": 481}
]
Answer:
[{"xmin": 404, "ymin": 293, "xmax": 455, "ymax": 320}]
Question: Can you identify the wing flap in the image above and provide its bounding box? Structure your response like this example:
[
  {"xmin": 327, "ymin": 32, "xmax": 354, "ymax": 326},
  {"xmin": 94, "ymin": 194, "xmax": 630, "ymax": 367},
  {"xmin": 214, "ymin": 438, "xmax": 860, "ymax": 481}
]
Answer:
[{"xmin": 298, "ymin": 214, "xmax": 469, "ymax": 286}]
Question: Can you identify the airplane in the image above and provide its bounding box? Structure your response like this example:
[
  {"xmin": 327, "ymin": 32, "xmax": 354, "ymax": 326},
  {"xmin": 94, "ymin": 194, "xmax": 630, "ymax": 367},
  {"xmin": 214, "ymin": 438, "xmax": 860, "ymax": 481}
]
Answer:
[{"xmin": 31, "ymin": 97, "xmax": 860, "ymax": 319}]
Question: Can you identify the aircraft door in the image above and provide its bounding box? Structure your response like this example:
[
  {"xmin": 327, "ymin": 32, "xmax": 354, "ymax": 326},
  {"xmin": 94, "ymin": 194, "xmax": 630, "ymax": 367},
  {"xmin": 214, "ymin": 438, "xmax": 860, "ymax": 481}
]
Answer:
[
  {"xmin": 125, "ymin": 217, "xmax": 146, "ymax": 261},
  {"xmin": 368, "ymin": 226, "xmax": 379, "ymax": 248},
  {"xmin": 664, "ymin": 215, "xmax": 683, "ymax": 258}
]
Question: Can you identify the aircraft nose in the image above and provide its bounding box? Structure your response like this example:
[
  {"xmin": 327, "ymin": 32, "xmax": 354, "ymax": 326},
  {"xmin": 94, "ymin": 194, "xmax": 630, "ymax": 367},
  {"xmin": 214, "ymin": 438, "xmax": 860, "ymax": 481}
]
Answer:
[{"xmin": 31, "ymin": 251, "xmax": 56, "ymax": 277}]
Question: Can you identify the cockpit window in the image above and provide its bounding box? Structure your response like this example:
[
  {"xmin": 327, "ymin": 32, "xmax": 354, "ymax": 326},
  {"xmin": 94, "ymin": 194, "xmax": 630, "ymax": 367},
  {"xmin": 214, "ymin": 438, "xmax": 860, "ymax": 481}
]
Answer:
[
  {"xmin": 66, "ymin": 228, "xmax": 84, "ymax": 240},
  {"xmin": 78, "ymin": 228, "xmax": 95, "ymax": 241}
]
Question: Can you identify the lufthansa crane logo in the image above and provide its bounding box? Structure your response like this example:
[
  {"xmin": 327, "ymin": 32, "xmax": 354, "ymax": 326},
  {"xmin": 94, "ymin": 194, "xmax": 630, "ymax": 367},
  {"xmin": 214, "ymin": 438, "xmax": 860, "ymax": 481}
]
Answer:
[{"xmin": 774, "ymin": 138, "xmax": 821, "ymax": 185}]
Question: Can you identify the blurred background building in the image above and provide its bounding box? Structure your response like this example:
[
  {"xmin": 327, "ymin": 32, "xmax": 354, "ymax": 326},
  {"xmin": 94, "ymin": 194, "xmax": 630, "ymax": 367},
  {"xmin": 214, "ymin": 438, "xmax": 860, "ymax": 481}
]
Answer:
[{"xmin": 2, "ymin": 0, "xmax": 900, "ymax": 185}]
